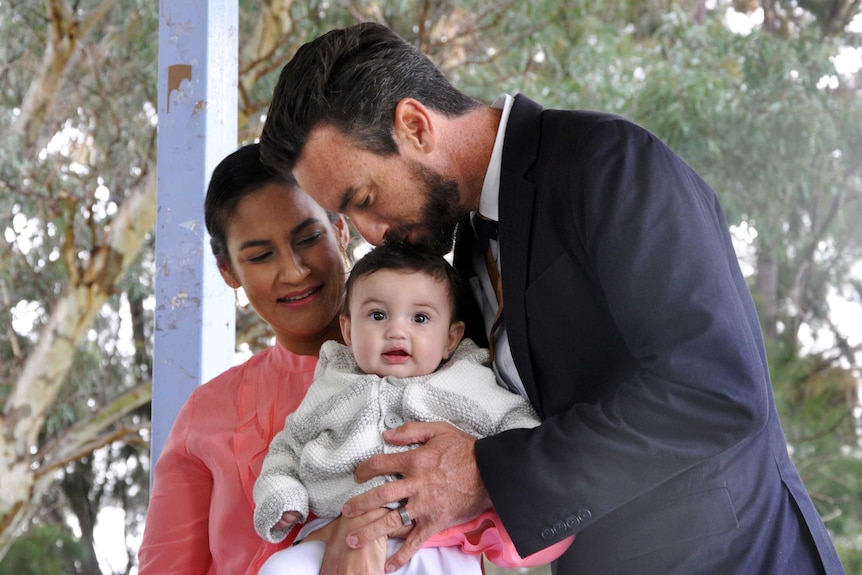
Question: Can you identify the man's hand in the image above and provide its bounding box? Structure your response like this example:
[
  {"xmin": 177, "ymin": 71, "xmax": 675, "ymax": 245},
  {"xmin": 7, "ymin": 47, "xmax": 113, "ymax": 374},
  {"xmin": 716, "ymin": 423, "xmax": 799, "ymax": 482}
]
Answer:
[{"xmin": 341, "ymin": 422, "xmax": 493, "ymax": 573}]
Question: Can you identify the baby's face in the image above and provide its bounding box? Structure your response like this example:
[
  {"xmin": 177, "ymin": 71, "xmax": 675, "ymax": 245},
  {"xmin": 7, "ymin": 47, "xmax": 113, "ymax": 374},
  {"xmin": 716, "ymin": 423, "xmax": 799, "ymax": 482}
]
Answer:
[{"xmin": 342, "ymin": 270, "xmax": 462, "ymax": 378}]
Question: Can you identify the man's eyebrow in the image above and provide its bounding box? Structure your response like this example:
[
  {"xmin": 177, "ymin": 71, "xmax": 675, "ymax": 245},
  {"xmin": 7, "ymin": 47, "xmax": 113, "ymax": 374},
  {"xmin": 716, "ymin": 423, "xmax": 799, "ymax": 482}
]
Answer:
[{"xmin": 339, "ymin": 186, "xmax": 358, "ymax": 212}]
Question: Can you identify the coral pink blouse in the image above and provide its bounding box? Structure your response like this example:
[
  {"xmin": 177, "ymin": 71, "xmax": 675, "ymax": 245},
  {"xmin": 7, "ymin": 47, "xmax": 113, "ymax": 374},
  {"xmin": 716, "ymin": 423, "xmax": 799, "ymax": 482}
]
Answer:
[{"xmin": 139, "ymin": 343, "xmax": 317, "ymax": 575}]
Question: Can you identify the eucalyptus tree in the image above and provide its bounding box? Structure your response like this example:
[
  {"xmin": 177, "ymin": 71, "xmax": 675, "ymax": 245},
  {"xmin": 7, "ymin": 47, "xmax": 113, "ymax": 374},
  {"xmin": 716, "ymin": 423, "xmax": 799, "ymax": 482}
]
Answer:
[{"xmin": 0, "ymin": 0, "xmax": 304, "ymax": 567}]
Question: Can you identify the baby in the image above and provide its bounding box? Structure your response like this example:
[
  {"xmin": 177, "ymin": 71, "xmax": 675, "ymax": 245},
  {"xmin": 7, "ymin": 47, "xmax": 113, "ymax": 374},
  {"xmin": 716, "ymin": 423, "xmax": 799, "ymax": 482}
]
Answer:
[{"xmin": 253, "ymin": 243, "xmax": 570, "ymax": 574}]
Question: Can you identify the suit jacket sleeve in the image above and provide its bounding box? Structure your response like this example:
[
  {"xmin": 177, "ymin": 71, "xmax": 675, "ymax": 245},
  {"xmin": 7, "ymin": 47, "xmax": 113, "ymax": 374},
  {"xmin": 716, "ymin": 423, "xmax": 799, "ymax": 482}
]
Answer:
[{"xmin": 475, "ymin": 109, "xmax": 771, "ymax": 557}]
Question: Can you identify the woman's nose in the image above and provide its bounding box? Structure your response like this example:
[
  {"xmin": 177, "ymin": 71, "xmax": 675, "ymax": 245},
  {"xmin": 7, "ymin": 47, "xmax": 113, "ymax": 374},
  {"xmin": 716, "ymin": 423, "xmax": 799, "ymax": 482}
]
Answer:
[{"xmin": 278, "ymin": 252, "xmax": 310, "ymax": 283}]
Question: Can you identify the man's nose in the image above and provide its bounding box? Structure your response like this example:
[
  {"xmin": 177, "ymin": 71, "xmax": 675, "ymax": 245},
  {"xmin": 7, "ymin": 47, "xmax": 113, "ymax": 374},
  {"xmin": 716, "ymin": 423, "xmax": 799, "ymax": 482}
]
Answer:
[{"xmin": 351, "ymin": 217, "xmax": 388, "ymax": 246}]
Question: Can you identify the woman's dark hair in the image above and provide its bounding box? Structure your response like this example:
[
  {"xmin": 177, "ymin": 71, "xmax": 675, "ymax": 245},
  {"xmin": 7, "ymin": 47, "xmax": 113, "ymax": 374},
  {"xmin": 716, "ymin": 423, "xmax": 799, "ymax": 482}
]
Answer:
[
  {"xmin": 260, "ymin": 22, "xmax": 481, "ymax": 177},
  {"xmin": 344, "ymin": 243, "xmax": 464, "ymax": 322},
  {"xmin": 204, "ymin": 144, "xmax": 295, "ymax": 267},
  {"xmin": 204, "ymin": 143, "xmax": 340, "ymax": 268}
]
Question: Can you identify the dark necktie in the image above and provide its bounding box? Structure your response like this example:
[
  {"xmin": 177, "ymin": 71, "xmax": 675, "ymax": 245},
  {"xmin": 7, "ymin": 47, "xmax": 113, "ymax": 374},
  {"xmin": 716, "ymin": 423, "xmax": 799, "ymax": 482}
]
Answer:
[{"xmin": 473, "ymin": 214, "xmax": 504, "ymax": 360}]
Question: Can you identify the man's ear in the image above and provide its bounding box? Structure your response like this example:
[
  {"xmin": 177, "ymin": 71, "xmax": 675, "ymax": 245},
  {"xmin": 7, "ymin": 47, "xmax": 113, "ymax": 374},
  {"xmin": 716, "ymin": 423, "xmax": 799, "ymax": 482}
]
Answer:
[
  {"xmin": 339, "ymin": 314, "xmax": 353, "ymax": 346},
  {"xmin": 394, "ymin": 98, "xmax": 435, "ymax": 154},
  {"xmin": 218, "ymin": 262, "xmax": 241, "ymax": 289},
  {"xmin": 443, "ymin": 320, "xmax": 466, "ymax": 359}
]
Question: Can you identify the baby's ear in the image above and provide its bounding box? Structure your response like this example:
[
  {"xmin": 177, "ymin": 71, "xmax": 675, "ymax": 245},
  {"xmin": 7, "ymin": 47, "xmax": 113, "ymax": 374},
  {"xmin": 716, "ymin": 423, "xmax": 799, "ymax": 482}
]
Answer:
[
  {"xmin": 339, "ymin": 315, "xmax": 353, "ymax": 346},
  {"xmin": 444, "ymin": 321, "xmax": 466, "ymax": 358}
]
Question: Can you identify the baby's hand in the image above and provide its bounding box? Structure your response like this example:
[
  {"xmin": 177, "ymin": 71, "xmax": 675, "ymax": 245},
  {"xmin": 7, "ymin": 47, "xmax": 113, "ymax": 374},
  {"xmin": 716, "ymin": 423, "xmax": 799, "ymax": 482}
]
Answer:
[{"xmin": 274, "ymin": 510, "xmax": 302, "ymax": 531}]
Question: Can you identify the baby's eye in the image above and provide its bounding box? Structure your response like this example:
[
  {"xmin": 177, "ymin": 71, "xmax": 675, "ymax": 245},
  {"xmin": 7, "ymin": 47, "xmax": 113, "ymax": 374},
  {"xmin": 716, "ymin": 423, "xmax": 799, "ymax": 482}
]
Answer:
[
  {"xmin": 370, "ymin": 311, "xmax": 386, "ymax": 321},
  {"xmin": 413, "ymin": 313, "xmax": 429, "ymax": 324}
]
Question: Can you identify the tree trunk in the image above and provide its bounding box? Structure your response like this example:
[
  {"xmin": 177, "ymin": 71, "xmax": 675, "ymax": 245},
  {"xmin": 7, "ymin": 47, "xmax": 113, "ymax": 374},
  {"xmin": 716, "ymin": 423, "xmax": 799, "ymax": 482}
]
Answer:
[
  {"xmin": 754, "ymin": 247, "xmax": 780, "ymax": 339},
  {"xmin": 0, "ymin": 172, "xmax": 157, "ymax": 561},
  {"xmin": 13, "ymin": 0, "xmax": 115, "ymax": 150},
  {"xmin": 61, "ymin": 461, "xmax": 103, "ymax": 575}
]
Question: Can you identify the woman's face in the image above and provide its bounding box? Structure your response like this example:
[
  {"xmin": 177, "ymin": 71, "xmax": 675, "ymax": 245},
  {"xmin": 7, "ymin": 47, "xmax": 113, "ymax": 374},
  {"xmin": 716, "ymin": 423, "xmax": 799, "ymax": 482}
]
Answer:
[{"xmin": 220, "ymin": 183, "xmax": 349, "ymax": 355}]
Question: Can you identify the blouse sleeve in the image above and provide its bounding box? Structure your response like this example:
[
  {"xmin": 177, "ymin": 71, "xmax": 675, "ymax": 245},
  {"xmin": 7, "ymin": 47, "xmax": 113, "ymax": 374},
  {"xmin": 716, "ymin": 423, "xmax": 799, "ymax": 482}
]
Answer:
[
  {"xmin": 138, "ymin": 395, "xmax": 215, "ymax": 575},
  {"xmin": 427, "ymin": 509, "xmax": 573, "ymax": 568}
]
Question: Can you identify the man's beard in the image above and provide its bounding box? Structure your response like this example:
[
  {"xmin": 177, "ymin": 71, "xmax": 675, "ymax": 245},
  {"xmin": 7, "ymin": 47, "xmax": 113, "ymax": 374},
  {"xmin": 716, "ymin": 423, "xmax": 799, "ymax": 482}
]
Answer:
[{"xmin": 384, "ymin": 161, "xmax": 463, "ymax": 255}]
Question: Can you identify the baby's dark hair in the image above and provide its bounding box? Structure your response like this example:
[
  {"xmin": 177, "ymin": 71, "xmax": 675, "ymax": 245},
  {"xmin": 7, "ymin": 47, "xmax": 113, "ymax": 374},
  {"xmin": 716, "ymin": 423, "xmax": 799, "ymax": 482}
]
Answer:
[{"xmin": 344, "ymin": 243, "xmax": 463, "ymax": 322}]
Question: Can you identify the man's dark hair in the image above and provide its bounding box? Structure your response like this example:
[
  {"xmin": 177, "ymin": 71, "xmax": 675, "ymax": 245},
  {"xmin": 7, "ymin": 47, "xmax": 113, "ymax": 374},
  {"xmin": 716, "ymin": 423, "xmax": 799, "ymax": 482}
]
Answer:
[
  {"xmin": 260, "ymin": 22, "xmax": 480, "ymax": 176},
  {"xmin": 344, "ymin": 243, "xmax": 464, "ymax": 322}
]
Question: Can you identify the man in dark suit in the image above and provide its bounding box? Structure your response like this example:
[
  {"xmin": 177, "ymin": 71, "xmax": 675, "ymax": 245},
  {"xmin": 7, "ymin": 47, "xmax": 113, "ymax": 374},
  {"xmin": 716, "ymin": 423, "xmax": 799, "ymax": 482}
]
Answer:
[{"xmin": 259, "ymin": 22, "xmax": 845, "ymax": 575}]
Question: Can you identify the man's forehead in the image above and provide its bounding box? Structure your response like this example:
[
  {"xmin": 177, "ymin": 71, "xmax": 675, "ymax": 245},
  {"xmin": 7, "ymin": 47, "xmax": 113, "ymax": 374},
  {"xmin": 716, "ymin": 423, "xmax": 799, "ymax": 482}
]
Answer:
[{"xmin": 292, "ymin": 133, "xmax": 351, "ymax": 209}]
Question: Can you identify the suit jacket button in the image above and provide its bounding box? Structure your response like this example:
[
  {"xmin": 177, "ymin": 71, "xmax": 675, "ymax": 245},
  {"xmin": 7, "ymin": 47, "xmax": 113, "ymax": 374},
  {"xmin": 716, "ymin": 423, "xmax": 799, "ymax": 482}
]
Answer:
[
  {"xmin": 540, "ymin": 527, "xmax": 555, "ymax": 541},
  {"xmin": 553, "ymin": 521, "xmax": 567, "ymax": 534},
  {"xmin": 577, "ymin": 508, "xmax": 592, "ymax": 523},
  {"xmin": 566, "ymin": 515, "xmax": 580, "ymax": 529}
]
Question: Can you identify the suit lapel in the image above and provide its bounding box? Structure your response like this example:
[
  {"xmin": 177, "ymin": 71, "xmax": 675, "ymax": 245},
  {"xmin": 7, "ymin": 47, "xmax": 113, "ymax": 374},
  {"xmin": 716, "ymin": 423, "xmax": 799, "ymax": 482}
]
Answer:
[{"xmin": 498, "ymin": 95, "xmax": 544, "ymax": 411}]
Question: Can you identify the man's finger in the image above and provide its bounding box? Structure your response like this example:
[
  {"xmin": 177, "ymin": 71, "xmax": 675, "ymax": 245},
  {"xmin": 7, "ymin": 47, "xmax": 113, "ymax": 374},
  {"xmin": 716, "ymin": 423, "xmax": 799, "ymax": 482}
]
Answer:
[
  {"xmin": 353, "ymin": 451, "xmax": 413, "ymax": 485},
  {"xmin": 346, "ymin": 506, "xmax": 408, "ymax": 548},
  {"xmin": 343, "ymin": 477, "xmax": 412, "ymax": 517},
  {"xmin": 381, "ymin": 421, "xmax": 444, "ymax": 446},
  {"xmin": 357, "ymin": 422, "xmax": 460, "ymax": 483}
]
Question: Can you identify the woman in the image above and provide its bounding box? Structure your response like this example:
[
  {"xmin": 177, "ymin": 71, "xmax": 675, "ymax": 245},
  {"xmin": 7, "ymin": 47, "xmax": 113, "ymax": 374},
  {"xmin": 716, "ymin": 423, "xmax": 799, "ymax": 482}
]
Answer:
[
  {"xmin": 139, "ymin": 144, "xmax": 562, "ymax": 575},
  {"xmin": 138, "ymin": 143, "xmax": 362, "ymax": 574}
]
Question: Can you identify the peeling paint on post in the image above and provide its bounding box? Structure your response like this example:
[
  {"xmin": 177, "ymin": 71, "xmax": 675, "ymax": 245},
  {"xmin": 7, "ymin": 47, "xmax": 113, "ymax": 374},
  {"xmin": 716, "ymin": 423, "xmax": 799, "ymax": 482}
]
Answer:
[{"xmin": 153, "ymin": 0, "xmax": 238, "ymax": 475}]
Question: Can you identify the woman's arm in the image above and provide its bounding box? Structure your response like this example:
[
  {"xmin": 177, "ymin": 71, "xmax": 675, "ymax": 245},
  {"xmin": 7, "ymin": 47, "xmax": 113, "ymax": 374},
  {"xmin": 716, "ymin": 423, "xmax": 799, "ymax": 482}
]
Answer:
[{"xmin": 138, "ymin": 400, "xmax": 214, "ymax": 575}]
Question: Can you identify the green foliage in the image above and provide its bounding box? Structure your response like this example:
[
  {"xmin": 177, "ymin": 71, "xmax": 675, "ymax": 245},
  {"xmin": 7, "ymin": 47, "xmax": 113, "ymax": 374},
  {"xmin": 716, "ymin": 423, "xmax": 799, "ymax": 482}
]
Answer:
[
  {"xmin": 768, "ymin": 339, "xmax": 862, "ymax": 538},
  {"xmin": 0, "ymin": 524, "xmax": 87, "ymax": 575}
]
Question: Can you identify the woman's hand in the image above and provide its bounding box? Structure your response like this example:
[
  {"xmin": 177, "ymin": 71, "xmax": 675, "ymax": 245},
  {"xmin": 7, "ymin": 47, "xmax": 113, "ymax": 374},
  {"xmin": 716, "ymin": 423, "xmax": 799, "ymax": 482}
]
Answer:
[{"xmin": 304, "ymin": 509, "xmax": 392, "ymax": 575}]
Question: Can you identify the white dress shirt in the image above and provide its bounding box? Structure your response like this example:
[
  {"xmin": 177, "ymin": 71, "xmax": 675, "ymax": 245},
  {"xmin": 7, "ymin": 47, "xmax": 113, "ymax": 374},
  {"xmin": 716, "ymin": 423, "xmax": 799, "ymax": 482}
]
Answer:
[{"xmin": 469, "ymin": 93, "xmax": 528, "ymax": 399}]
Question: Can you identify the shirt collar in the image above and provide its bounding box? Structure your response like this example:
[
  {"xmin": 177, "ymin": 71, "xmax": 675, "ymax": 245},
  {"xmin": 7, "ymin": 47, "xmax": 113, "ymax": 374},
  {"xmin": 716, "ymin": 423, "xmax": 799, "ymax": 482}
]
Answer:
[{"xmin": 476, "ymin": 93, "xmax": 514, "ymax": 224}]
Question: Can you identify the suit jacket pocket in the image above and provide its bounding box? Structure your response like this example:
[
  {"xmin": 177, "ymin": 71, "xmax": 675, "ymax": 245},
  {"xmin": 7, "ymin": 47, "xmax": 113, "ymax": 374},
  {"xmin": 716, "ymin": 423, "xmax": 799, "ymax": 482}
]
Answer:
[{"xmin": 615, "ymin": 486, "xmax": 739, "ymax": 561}]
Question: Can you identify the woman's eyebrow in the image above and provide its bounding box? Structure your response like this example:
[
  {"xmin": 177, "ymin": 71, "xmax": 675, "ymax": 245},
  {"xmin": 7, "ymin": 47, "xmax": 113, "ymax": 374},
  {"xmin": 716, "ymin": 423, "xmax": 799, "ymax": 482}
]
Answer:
[
  {"xmin": 290, "ymin": 217, "xmax": 321, "ymax": 234},
  {"xmin": 237, "ymin": 218, "xmax": 321, "ymax": 251}
]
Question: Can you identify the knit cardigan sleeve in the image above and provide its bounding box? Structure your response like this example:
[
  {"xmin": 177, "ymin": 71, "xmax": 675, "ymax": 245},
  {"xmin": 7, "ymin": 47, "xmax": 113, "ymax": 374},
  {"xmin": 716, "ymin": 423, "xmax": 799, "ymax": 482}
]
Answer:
[{"xmin": 253, "ymin": 419, "xmax": 309, "ymax": 543}]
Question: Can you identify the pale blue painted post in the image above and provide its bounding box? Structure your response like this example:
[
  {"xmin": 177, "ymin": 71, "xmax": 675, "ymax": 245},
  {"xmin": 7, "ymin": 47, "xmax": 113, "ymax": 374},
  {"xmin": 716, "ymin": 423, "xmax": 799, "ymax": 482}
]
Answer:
[{"xmin": 152, "ymin": 0, "xmax": 238, "ymax": 472}]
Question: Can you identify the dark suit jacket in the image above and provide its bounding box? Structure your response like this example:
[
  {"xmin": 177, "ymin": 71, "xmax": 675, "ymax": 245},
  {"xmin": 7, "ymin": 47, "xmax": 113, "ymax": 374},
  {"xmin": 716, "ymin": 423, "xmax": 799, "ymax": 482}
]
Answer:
[{"xmin": 461, "ymin": 95, "xmax": 844, "ymax": 574}]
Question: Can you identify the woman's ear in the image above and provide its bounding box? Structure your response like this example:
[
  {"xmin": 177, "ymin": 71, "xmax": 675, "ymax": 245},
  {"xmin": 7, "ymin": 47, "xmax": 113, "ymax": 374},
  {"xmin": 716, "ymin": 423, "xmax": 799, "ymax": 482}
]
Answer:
[
  {"xmin": 218, "ymin": 261, "xmax": 241, "ymax": 289},
  {"xmin": 443, "ymin": 320, "xmax": 466, "ymax": 359},
  {"xmin": 333, "ymin": 215, "xmax": 350, "ymax": 250},
  {"xmin": 394, "ymin": 98, "xmax": 435, "ymax": 155}
]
